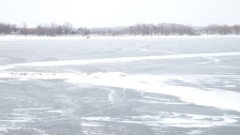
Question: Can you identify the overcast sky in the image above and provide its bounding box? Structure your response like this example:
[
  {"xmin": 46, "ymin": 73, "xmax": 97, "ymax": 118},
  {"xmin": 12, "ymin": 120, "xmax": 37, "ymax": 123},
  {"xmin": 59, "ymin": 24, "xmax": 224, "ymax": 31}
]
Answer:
[{"xmin": 0, "ymin": 0, "xmax": 239, "ymax": 27}]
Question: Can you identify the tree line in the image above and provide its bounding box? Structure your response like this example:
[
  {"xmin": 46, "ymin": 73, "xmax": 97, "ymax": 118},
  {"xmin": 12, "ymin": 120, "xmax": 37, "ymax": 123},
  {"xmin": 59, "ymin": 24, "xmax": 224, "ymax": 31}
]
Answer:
[
  {"xmin": 204, "ymin": 25, "xmax": 240, "ymax": 35},
  {"xmin": 1, "ymin": 22, "xmax": 240, "ymax": 36}
]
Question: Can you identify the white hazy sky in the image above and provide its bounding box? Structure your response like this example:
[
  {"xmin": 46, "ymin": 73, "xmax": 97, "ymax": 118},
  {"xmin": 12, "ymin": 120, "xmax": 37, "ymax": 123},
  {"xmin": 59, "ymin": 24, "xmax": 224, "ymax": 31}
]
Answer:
[{"xmin": 0, "ymin": 0, "xmax": 239, "ymax": 27}]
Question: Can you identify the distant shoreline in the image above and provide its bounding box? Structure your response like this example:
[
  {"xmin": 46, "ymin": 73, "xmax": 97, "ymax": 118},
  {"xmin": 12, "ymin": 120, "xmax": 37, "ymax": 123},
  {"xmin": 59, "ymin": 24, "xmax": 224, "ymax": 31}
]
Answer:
[{"xmin": 1, "ymin": 35, "xmax": 240, "ymax": 40}]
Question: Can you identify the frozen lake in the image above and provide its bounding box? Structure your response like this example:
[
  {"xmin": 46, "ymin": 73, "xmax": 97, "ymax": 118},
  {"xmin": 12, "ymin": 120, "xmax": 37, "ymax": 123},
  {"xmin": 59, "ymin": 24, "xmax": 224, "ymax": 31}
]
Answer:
[{"xmin": 0, "ymin": 36, "xmax": 240, "ymax": 135}]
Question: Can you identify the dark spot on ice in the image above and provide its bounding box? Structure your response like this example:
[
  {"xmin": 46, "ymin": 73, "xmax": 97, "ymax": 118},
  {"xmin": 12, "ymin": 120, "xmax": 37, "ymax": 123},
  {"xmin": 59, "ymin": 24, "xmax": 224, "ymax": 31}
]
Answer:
[
  {"xmin": 20, "ymin": 73, "xmax": 27, "ymax": 76},
  {"xmin": 120, "ymin": 74, "xmax": 126, "ymax": 77}
]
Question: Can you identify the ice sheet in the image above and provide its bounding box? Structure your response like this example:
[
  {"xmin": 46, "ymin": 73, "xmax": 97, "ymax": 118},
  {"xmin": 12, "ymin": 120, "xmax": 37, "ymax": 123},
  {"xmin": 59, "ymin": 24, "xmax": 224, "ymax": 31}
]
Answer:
[
  {"xmin": 0, "ymin": 52, "xmax": 239, "ymax": 71},
  {"xmin": 1, "ymin": 71, "xmax": 240, "ymax": 112}
]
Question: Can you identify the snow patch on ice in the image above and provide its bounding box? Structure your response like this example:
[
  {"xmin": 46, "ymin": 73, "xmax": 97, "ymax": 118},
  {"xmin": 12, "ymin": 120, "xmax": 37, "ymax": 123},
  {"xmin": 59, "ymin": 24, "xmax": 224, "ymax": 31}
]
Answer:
[
  {"xmin": 81, "ymin": 122, "xmax": 102, "ymax": 127},
  {"xmin": 1, "ymin": 71, "xmax": 240, "ymax": 112},
  {"xmin": 1, "ymin": 52, "xmax": 240, "ymax": 70},
  {"xmin": 81, "ymin": 112, "xmax": 238, "ymax": 128},
  {"xmin": 186, "ymin": 130, "xmax": 203, "ymax": 135},
  {"xmin": 13, "ymin": 108, "xmax": 51, "ymax": 111}
]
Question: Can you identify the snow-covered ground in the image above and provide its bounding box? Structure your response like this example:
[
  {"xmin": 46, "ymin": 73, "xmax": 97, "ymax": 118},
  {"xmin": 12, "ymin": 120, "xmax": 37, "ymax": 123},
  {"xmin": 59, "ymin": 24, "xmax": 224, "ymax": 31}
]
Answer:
[{"xmin": 0, "ymin": 36, "xmax": 240, "ymax": 135}]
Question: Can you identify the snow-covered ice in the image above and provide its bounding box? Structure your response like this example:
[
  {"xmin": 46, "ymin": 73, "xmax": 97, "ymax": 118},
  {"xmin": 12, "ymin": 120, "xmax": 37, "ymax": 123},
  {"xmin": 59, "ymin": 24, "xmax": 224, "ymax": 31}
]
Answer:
[{"xmin": 1, "ymin": 36, "xmax": 240, "ymax": 135}]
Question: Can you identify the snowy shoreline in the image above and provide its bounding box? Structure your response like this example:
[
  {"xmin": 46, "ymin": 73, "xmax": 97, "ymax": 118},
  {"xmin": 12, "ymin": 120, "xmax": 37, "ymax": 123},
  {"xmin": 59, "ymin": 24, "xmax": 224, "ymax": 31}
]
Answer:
[{"xmin": 1, "ymin": 35, "xmax": 240, "ymax": 41}]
